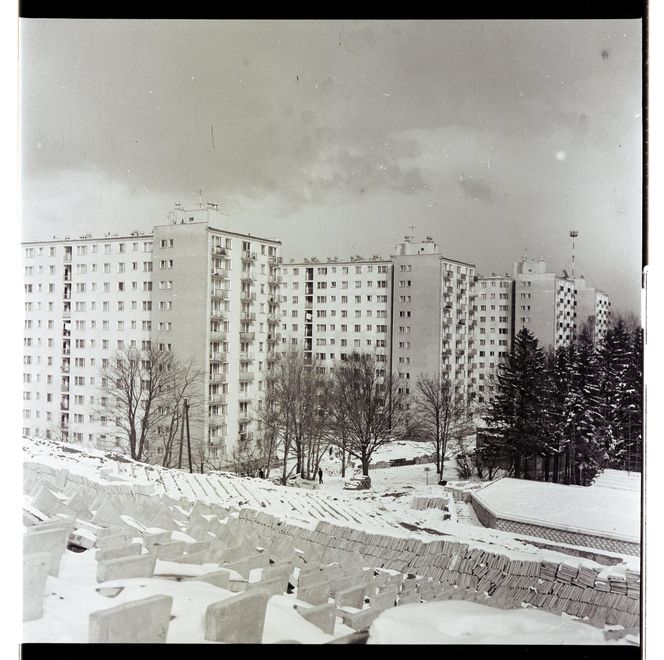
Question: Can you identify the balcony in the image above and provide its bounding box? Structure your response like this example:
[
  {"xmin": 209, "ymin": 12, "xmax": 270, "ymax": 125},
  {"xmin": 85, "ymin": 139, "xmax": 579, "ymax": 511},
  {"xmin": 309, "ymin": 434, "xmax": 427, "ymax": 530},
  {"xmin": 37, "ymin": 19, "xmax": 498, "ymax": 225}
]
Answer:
[
  {"xmin": 238, "ymin": 390, "xmax": 252, "ymax": 401},
  {"xmin": 239, "ymin": 352, "xmax": 255, "ymax": 362},
  {"xmin": 61, "ymin": 363, "xmax": 70, "ymax": 373},
  {"xmin": 241, "ymin": 251, "xmax": 257, "ymax": 262},
  {"xmin": 240, "ymin": 292, "xmax": 256, "ymax": 302},
  {"xmin": 240, "ymin": 272, "xmax": 255, "ymax": 282},
  {"xmin": 239, "ymin": 432, "xmax": 254, "ymax": 443},
  {"xmin": 211, "ymin": 289, "xmax": 229, "ymax": 300},
  {"xmin": 267, "ymin": 334, "xmax": 280, "ymax": 344},
  {"xmin": 267, "ymin": 314, "xmax": 279, "ymax": 324},
  {"xmin": 240, "ymin": 312, "xmax": 256, "ymax": 323},
  {"xmin": 63, "ymin": 254, "xmax": 72, "ymax": 263},
  {"xmin": 210, "ymin": 331, "xmax": 227, "ymax": 342},
  {"xmin": 268, "ymin": 274, "xmax": 282, "ymax": 285},
  {"xmin": 211, "ymin": 269, "xmax": 229, "ymax": 280},
  {"xmin": 238, "ymin": 412, "xmax": 252, "ymax": 423},
  {"xmin": 240, "ymin": 331, "xmax": 255, "ymax": 342},
  {"xmin": 211, "ymin": 245, "xmax": 227, "ymax": 255},
  {"xmin": 208, "ymin": 413, "xmax": 226, "ymax": 427},
  {"xmin": 61, "ymin": 382, "xmax": 70, "ymax": 392},
  {"xmin": 239, "ymin": 372, "xmax": 254, "ymax": 382},
  {"xmin": 268, "ymin": 255, "xmax": 283, "ymax": 265},
  {"xmin": 209, "ymin": 372, "xmax": 226, "ymax": 384},
  {"xmin": 208, "ymin": 392, "xmax": 226, "ymax": 404},
  {"xmin": 266, "ymin": 352, "xmax": 278, "ymax": 362},
  {"xmin": 210, "ymin": 309, "xmax": 225, "ymax": 320},
  {"xmin": 210, "ymin": 351, "xmax": 226, "ymax": 362}
]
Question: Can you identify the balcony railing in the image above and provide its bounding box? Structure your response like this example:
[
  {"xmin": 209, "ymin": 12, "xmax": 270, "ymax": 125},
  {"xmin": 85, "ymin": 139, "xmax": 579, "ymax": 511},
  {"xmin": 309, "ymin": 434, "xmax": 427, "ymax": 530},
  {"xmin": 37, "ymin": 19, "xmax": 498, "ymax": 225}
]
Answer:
[
  {"xmin": 210, "ymin": 310, "xmax": 225, "ymax": 320},
  {"xmin": 268, "ymin": 255, "xmax": 283, "ymax": 265},
  {"xmin": 239, "ymin": 372, "xmax": 254, "ymax": 382},
  {"xmin": 241, "ymin": 251, "xmax": 257, "ymax": 262},
  {"xmin": 240, "ymin": 312, "xmax": 256, "ymax": 323},
  {"xmin": 61, "ymin": 364, "xmax": 70, "ymax": 373},
  {"xmin": 267, "ymin": 334, "xmax": 280, "ymax": 343},
  {"xmin": 210, "ymin": 351, "xmax": 226, "ymax": 362},
  {"xmin": 267, "ymin": 314, "xmax": 279, "ymax": 324},
  {"xmin": 211, "ymin": 289, "xmax": 229, "ymax": 300},
  {"xmin": 239, "ymin": 432, "xmax": 254, "ymax": 443},
  {"xmin": 240, "ymin": 272, "xmax": 255, "ymax": 282},
  {"xmin": 211, "ymin": 269, "xmax": 229, "ymax": 279},
  {"xmin": 240, "ymin": 331, "xmax": 255, "ymax": 342},
  {"xmin": 239, "ymin": 352, "xmax": 254, "ymax": 362},
  {"xmin": 211, "ymin": 245, "xmax": 227, "ymax": 255},
  {"xmin": 63, "ymin": 255, "xmax": 72, "ymax": 263},
  {"xmin": 238, "ymin": 412, "xmax": 252, "ymax": 423},
  {"xmin": 208, "ymin": 414, "xmax": 225, "ymax": 427},
  {"xmin": 209, "ymin": 372, "xmax": 226, "ymax": 384},
  {"xmin": 240, "ymin": 292, "xmax": 256, "ymax": 302},
  {"xmin": 268, "ymin": 274, "xmax": 283, "ymax": 285},
  {"xmin": 208, "ymin": 393, "xmax": 226, "ymax": 404},
  {"xmin": 209, "ymin": 330, "xmax": 227, "ymax": 342}
]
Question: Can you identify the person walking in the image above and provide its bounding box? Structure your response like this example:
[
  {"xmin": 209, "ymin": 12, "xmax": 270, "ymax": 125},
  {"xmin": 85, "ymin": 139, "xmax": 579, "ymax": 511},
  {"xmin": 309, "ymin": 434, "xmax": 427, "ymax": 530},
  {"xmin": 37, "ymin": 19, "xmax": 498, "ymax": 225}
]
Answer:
[{"xmin": 318, "ymin": 467, "xmax": 323, "ymax": 484}]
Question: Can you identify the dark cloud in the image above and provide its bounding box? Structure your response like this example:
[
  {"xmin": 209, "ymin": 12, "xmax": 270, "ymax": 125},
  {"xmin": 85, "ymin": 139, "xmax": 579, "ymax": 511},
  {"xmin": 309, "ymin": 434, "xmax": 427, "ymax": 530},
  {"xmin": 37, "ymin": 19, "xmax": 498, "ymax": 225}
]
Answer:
[{"xmin": 458, "ymin": 174, "xmax": 494, "ymax": 202}]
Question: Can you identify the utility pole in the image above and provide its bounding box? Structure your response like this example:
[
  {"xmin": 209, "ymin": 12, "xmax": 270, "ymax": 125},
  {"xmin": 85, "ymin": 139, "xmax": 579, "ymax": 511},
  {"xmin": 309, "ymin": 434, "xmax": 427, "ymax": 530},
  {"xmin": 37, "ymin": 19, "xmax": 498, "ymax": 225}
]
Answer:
[
  {"xmin": 185, "ymin": 398, "xmax": 193, "ymax": 473},
  {"xmin": 178, "ymin": 400, "xmax": 185, "ymax": 469}
]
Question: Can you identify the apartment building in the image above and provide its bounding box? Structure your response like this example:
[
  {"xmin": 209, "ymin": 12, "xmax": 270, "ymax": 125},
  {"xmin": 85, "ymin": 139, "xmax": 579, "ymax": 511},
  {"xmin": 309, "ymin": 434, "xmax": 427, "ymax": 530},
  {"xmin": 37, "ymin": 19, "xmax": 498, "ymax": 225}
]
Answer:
[
  {"xmin": 575, "ymin": 277, "xmax": 611, "ymax": 345},
  {"xmin": 513, "ymin": 257, "xmax": 578, "ymax": 350},
  {"xmin": 391, "ymin": 237, "xmax": 477, "ymax": 405},
  {"xmin": 22, "ymin": 206, "xmax": 281, "ymax": 467},
  {"xmin": 280, "ymin": 257, "xmax": 392, "ymax": 374},
  {"xmin": 474, "ymin": 275, "xmax": 513, "ymax": 405},
  {"xmin": 22, "ymin": 233, "xmax": 155, "ymax": 447}
]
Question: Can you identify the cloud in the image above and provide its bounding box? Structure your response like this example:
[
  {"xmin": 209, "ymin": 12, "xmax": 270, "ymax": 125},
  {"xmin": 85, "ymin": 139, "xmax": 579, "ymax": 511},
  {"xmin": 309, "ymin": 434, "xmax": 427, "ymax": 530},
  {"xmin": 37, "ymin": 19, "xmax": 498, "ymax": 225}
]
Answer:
[{"xmin": 457, "ymin": 174, "xmax": 494, "ymax": 202}]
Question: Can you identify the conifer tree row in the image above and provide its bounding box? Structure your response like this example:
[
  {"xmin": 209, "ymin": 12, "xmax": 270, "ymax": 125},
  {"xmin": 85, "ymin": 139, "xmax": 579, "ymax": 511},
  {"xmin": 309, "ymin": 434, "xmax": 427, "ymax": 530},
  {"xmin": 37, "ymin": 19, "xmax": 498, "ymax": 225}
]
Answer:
[{"xmin": 479, "ymin": 317, "xmax": 643, "ymax": 485}]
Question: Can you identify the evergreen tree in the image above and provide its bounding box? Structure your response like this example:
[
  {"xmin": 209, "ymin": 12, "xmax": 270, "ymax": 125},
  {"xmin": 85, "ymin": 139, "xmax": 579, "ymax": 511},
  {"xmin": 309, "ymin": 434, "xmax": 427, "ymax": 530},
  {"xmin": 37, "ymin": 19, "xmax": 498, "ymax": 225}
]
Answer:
[
  {"xmin": 596, "ymin": 318, "xmax": 633, "ymax": 468},
  {"xmin": 484, "ymin": 327, "xmax": 547, "ymax": 479},
  {"xmin": 621, "ymin": 326, "xmax": 643, "ymax": 471}
]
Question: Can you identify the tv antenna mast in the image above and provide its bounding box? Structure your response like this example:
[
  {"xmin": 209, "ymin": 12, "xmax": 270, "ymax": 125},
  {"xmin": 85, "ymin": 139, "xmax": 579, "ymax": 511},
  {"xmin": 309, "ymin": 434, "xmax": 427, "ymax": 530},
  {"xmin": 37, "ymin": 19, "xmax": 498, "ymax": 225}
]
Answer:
[{"xmin": 569, "ymin": 229, "xmax": 579, "ymax": 278}]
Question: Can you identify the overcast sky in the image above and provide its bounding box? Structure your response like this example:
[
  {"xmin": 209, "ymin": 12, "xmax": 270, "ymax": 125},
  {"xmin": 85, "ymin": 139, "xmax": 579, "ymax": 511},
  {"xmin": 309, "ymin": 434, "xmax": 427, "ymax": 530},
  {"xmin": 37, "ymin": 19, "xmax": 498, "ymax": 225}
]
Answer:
[{"xmin": 20, "ymin": 19, "xmax": 642, "ymax": 313}]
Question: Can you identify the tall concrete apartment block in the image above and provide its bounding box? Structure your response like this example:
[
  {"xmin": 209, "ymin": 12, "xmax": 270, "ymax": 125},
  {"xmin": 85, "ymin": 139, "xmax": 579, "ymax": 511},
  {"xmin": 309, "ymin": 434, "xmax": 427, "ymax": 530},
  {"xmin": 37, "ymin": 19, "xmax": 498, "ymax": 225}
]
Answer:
[
  {"xmin": 474, "ymin": 275, "xmax": 513, "ymax": 405},
  {"xmin": 513, "ymin": 257, "xmax": 578, "ymax": 350},
  {"xmin": 22, "ymin": 207, "xmax": 281, "ymax": 466},
  {"xmin": 575, "ymin": 278, "xmax": 611, "ymax": 345},
  {"xmin": 512, "ymin": 258, "xmax": 611, "ymax": 350},
  {"xmin": 280, "ymin": 258, "xmax": 392, "ymax": 373},
  {"xmin": 23, "ymin": 233, "xmax": 155, "ymax": 446},
  {"xmin": 391, "ymin": 238, "xmax": 476, "ymax": 404}
]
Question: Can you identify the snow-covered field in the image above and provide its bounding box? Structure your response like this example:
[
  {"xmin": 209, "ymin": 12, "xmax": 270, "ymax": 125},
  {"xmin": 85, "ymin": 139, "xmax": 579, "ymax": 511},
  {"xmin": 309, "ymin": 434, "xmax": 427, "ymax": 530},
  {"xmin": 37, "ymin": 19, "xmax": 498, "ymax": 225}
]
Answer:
[{"xmin": 22, "ymin": 437, "xmax": 641, "ymax": 645}]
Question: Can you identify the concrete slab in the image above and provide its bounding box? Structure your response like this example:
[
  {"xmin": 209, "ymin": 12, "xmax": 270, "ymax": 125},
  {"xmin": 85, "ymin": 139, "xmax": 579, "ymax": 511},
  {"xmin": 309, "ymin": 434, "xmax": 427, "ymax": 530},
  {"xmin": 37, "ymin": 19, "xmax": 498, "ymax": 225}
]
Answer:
[
  {"xmin": 89, "ymin": 595, "xmax": 173, "ymax": 643},
  {"xmin": 23, "ymin": 551, "xmax": 50, "ymax": 621},
  {"xmin": 95, "ymin": 543, "xmax": 143, "ymax": 562},
  {"xmin": 149, "ymin": 541, "xmax": 186, "ymax": 561},
  {"xmin": 205, "ymin": 589, "xmax": 270, "ymax": 643},
  {"xmin": 298, "ymin": 579, "xmax": 331, "ymax": 606},
  {"xmin": 188, "ymin": 569, "xmax": 232, "ymax": 590},
  {"xmin": 96, "ymin": 532, "xmax": 134, "ymax": 552},
  {"xmin": 296, "ymin": 602, "xmax": 336, "ymax": 635},
  {"xmin": 97, "ymin": 554, "xmax": 156, "ymax": 583},
  {"xmin": 24, "ymin": 527, "xmax": 68, "ymax": 576},
  {"xmin": 338, "ymin": 606, "xmax": 385, "ymax": 632},
  {"xmin": 336, "ymin": 584, "xmax": 366, "ymax": 609}
]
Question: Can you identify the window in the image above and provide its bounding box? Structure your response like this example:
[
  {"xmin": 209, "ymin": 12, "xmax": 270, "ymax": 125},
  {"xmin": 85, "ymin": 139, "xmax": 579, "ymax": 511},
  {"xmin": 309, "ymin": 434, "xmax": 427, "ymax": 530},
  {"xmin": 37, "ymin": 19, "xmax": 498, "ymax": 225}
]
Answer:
[{"xmin": 160, "ymin": 259, "xmax": 173, "ymax": 269}]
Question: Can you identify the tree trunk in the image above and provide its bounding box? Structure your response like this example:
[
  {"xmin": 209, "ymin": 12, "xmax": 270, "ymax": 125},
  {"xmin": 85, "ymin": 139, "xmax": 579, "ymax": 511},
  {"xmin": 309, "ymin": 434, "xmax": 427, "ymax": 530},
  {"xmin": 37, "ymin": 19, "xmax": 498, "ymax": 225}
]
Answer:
[{"xmin": 341, "ymin": 435, "xmax": 346, "ymax": 479}]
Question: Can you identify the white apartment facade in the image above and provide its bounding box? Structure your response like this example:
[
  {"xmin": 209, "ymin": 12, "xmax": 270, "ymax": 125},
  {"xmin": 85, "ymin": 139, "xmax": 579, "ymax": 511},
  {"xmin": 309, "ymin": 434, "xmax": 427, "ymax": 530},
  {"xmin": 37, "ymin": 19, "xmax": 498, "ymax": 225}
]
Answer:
[
  {"xmin": 280, "ymin": 258, "xmax": 392, "ymax": 374},
  {"xmin": 391, "ymin": 238, "xmax": 477, "ymax": 406},
  {"xmin": 22, "ymin": 206, "xmax": 281, "ymax": 467},
  {"xmin": 474, "ymin": 274, "xmax": 513, "ymax": 405},
  {"xmin": 513, "ymin": 257, "xmax": 578, "ymax": 350},
  {"xmin": 575, "ymin": 277, "xmax": 611, "ymax": 345}
]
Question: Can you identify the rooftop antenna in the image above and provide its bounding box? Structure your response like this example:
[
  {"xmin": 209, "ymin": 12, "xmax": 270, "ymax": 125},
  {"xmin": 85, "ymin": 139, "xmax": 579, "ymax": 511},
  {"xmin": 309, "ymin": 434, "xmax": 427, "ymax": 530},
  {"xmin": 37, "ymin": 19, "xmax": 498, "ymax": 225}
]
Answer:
[
  {"xmin": 569, "ymin": 229, "xmax": 579, "ymax": 277},
  {"xmin": 194, "ymin": 189, "xmax": 204, "ymax": 208}
]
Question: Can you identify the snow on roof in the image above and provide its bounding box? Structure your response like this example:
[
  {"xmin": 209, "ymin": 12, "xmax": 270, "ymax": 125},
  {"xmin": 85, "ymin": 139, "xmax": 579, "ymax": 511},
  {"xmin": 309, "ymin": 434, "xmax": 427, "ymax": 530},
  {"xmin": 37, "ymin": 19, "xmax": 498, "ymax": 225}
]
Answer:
[{"xmin": 472, "ymin": 477, "xmax": 640, "ymax": 543}]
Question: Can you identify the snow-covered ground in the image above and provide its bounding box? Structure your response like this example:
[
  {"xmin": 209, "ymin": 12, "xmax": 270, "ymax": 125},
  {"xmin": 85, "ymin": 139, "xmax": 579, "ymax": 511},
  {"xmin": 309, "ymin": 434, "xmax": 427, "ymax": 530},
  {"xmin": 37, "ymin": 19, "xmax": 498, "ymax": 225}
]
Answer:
[
  {"xmin": 473, "ymin": 477, "xmax": 640, "ymax": 542},
  {"xmin": 22, "ymin": 437, "xmax": 641, "ymax": 644},
  {"xmin": 368, "ymin": 601, "xmax": 633, "ymax": 645}
]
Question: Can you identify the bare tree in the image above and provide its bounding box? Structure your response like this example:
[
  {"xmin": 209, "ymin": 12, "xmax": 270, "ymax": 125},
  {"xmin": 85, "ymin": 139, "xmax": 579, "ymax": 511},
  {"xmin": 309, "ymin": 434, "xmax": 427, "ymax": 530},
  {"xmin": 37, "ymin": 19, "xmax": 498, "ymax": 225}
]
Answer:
[
  {"xmin": 413, "ymin": 373, "xmax": 468, "ymax": 478},
  {"xmin": 332, "ymin": 352, "xmax": 409, "ymax": 476},
  {"xmin": 98, "ymin": 347, "xmax": 182, "ymax": 462},
  {"xmin": 152, "ymin": 359, "xmax": 204, "ymax": 468},
  {"xmin": 259, "ymin": 349, "xmax": 333, "ymax": 483}
]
